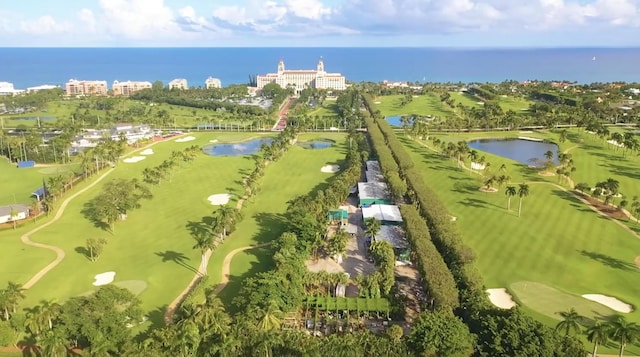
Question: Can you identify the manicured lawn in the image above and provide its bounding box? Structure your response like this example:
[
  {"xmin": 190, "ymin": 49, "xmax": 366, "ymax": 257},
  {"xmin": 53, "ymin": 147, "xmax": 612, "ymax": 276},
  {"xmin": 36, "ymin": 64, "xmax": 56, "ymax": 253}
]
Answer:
[
  {"xmin": 497, "ymin": 95, "xmax": 533, "ymax": 112},
  {"xmin": 205, "ymin": 132, "xmax": 348, "ymax": 306},
  {"xmin": 14, "ymin": 132, "xmax": 260, "ymax": 312},
  {"xmin": 1, "ymin": 131, "xmax": 346, "ymax": 328},
  {"xmin": 0, "ymin": 159, "xmax": 78, "ymax": 205},
  {"xmin": 308, "ymin": 102, "xmax": 340, "ymax": 118},
  {"xmin": 403, "ymin": 135, "xmax": 640, "ymax": 354},
  {"xmin": 448, "ymin": 91, "xmax": 483, "ymax": 108},
  {"xmin": 375, "ymin": 94, "xmax": 456, "ymax": 119},
  {"xmin": 3, "ymin": 99, "xmax": 248, "ymax": 128}
]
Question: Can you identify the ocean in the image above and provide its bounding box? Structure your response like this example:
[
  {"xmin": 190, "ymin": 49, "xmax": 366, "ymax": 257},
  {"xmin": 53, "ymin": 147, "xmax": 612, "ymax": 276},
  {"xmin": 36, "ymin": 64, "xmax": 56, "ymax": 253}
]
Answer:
[{"xmin": 1, "ymin": 47, "xmax": 639, "ymax": 89}]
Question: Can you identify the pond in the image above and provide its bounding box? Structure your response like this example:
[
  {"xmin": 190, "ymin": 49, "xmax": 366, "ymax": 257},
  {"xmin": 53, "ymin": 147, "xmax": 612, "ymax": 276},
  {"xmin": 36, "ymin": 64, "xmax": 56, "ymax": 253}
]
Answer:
[
  {"xmin": 386, "ymin": 116, "xmax": 402, "ymax": 127},
  {"xmin": 467, "ymin": 138, "xmax": 559, "ymax": 166},
  {"xmin": 297, "ymin": 140, "xmax": 334, "ymax": 149},
  {"xmin": 202, "ymin": 138, "xmax": 273, "ymax": 157}
]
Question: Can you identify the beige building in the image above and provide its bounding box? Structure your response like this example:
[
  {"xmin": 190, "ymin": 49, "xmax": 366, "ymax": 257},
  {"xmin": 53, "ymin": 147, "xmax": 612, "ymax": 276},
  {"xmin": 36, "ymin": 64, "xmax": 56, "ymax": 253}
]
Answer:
[
  {"xmin": 168, "ymin": 78, "xmax": 188, "ymax": 90},
  {"xmin": 205, "ymin": 77, "xmax": 222, "ymax": 89},
  {"xmin": 112, "ymin": 80, "xmax": 152, "ymax": 96},
  {"xmin": 65, "ymin": 79, "xmax": 108, "ymax": 96},
  {"xmin": 257, "ymin": 59, "xmax": 346, "ymax": 93}
]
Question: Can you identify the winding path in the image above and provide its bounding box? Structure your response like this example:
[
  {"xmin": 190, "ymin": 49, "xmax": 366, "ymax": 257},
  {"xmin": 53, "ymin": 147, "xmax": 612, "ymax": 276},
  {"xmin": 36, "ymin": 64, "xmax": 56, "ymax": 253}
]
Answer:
[
  {"xmin": 211, "ymin": 243, "xmax": 272, "ymax": 295},
  {"xmin": 21, "ymin": 167, "xmax": 115, "ymax": 289},
  {"xmin": 20, "ymin": 137, "xmax": 182, "ymax": 290}
]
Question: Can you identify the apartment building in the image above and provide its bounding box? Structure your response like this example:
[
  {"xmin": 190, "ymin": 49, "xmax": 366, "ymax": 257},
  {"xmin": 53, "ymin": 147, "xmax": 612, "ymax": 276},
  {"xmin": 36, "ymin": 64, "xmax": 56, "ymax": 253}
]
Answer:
[
  {"xmin": 112, "ymin": 80, "xmax": 152, "ymax": 96},
  {"xmin": 205, "ymin": 77, "xmax": 222, "ymax": 89},
  {"xmin": 168, "ymin": 78, "xmax": 188, "ymax": 90},
  {"xmin": 65, "ymin": 79, "xmax": 108, "ymax": 96}
]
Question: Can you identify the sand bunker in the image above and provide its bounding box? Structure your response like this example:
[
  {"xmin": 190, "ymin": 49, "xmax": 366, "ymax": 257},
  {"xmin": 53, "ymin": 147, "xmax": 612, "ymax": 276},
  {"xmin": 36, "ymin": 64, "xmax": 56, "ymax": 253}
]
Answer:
[
  {"xmin": 140, "ymin": 149, "xmax": 154, "ymax": 155},
  {"xmin": 208, "ymin": 193, "xmax": 232, "ymax": 205},
  {"xmin": 582, "ymin": 294, "xmax": 633, "ymax": 313},
  {"xmin": 470, "ymin": 162, "xmax": 485, "ymax": 170},
  {"xmin": 93, "ymin": 272, "xmax": 116, "ymax": 286},
  {"xmin": 487, "ymin": 288, "xmax": 516, "ymax": 309},
  {"xmin": 123, "ymin": 156, "xmax": 146, "ymax": 163},
  {"xmin": 479, "ymin": 187, "xmax": 498, "ymax": 193},
  {"xmin": 175, "ymin": 136, "xmax": 196, "ymax": 143},
  {"xmin": 321, "ymin": 165, "xmax": 340, "ymax": 173},
  {"xmin": 209, "ymin": 139, "xmax": 219, "ymax": 143}
]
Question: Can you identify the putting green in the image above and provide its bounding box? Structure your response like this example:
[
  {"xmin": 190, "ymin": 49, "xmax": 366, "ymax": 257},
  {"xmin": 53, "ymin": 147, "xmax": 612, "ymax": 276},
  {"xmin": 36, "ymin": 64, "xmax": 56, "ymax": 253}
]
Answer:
[{"xmin": 510, "ymin": 281, "xmax": 617, "ymax": 321}]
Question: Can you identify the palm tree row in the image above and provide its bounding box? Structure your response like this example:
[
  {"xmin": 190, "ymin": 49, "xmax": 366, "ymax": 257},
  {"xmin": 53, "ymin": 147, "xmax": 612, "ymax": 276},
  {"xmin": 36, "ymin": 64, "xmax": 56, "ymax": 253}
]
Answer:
[{"xmin": 556, "ymin": 307, "xmax": 640, "ymax": 357}]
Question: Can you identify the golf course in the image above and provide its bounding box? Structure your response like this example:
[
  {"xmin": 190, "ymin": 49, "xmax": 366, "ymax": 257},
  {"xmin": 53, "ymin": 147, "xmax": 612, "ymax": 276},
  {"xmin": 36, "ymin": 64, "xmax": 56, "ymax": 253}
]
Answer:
[
  {"xmin": 400, "ymin": 128, "xmax": 640, "ymax": 354},
  {"xmin": 0, "ymin": 131, "xmax": 348, "ymax": 328}
]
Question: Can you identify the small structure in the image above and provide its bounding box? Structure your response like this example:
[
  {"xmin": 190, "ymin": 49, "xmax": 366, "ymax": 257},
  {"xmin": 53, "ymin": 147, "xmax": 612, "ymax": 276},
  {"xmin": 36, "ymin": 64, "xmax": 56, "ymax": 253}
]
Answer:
[
  {"xmin": 0, "ymin": 204, "xmax": 30, "ymax": 224},
  {"xmin": 328, "ymin": 206, "xmax": 349, "ymax": 225},
  {"xmin": 17, "ymin": 160, "xmax": 36, "ymax": 168},
  {"xmin": 362, "ymin": 204, "xmax": 403, "ymax": 225},
  {"xmin": 32, "ymin": 187, "xmax": 46, "ymax": 201},
  {"xmin": 376, "ymin": 225, "xmax": 411, "ymax": 264},
  {"xmin": 365, "ymin": 160, "xmax": 384, "ymax": 183},
  {"xmin": 357, "ymin": 182, "xmax": 391, "ymax": 206}
]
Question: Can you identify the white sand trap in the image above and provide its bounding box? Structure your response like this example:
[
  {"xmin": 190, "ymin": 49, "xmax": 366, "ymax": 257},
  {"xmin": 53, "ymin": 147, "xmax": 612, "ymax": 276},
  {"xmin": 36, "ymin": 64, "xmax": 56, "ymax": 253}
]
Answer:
[
  {"xmin": 208, "ymin": 193, "xmax": 232, "ymax": 205},
  {"xmin": 607, "ymin": 140, "xmax": 624, "ymax": 147},
  {"xmin": 140, "ymin": 149, "xmax": 154, "ymax": 155},
  {"xmin": 123, "ymin": 156, "xmax": 146, "ymax": 163},
  {"xmin": 374, "ymin": 101, "xmax": 381, "ymax": 104},
  {"xmin": 175, "ymin": 136, "xmax": 196, "ymax": 143},
  {"xmin": 470, "ymin": 162, "xmax": 485, "ymax": 170},
  {"xmin": 321, "ymin": 165, "xmax": 340, "ymax": 173},
  {"xmin": 449, "ymin": 216, "xmax": 457, "ymax": 222},
  {"xmin": 487, "ymin": 288, "xmax": 517, "ymax": 309},
  {"xmin": 93, "ymin": 272, "xmax": 116, "ymax": 286},
  {"xmin": 209, "ymin": 139, "xmax": 219, "ymax": 143},
  {"xmin": 582, "ymin": 294, "xmax": 633, "ymax": 313}
]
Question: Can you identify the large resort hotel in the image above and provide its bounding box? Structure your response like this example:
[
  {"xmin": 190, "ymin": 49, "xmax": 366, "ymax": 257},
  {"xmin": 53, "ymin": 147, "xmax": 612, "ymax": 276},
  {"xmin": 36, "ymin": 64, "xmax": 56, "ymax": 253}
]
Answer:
[{"xmin": 257, "ymin": 59, "xmax": 346, "ymax": 93}]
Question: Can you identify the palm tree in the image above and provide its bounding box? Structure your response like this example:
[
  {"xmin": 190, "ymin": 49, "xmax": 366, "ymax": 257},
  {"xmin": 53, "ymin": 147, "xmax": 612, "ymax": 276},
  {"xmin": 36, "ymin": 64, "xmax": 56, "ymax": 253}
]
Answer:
[
  {"xmin": 39, "ymin": 300, "xmax": 62, "ymax": 330},
  {"xmin": 257, "ymin": 301, "xmax": 283, "ymax": 332},
  {"xmin": 505, "ymin": 186, "xmax": 517, "ymax": 211},
  {"xmin": 555, "ymin": 307, "xmax": 582, "ymax": 336},
  {"xmin": 214, "ymin": 205, "xmax": 241, "ymax": 238},
  {"xmin": 609, "ymin": 315, "xmax": 640, "ymax": 357},
  {"xmin": 483, "ymin": 176, "xmax": 497, "ymax": 190},
  {"xmin": 544, "ymin": 150, "xmax": 554, "ymax": 161},
  {"xmin": 364, "ymin": 217, "xmax": 381, "ymax": 240},
  {"xmin": 40, "ymin": 330, "xmax": 68, "ymax": 357},
  {"xmin": 9, "ymin": 206, "xmax": 19, "ymax": 230},
  {"xmin": 586, "ymin": 319, "xmax": 610, "ymax": 357},
  {"xmin": 559, "ymin": 129, "xmax": 568, "ymax": 143},
  {"xmin": 517, "ymin": 183, "xmax": 530, "ymax": 217},
  {"xmin": 192, "ymin": 234, "xmax": 215, "ymax": 276},
  {"xmin": 5, "ymin": 282, "xmax": 24, "ymax": 314}
]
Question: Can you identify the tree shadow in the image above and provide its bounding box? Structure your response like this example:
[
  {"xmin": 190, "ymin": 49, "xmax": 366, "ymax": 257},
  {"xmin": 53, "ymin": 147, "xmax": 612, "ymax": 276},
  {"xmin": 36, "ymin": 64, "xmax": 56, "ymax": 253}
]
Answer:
[
  {"xmin": 155, "ymin": 251, "xmax": 198, "ymax": 274},
  {"xmin": 252, "ymin": 212, "xmax": 288, "ymax": 245},
  {"xmin": 458, "ymin": 197, "xmax": 501, "ymax": 210},
  {"xmin": 186, "ymin": 217, "xmax": 216, "ymax": 241},
  {"xmin": 132, "ymin": 304, "xmax": 169, "ymax": 342},
  {"xmin": 16, "ymin": 335, "xmax": 40, "ymax": 357},
  {"xmin": 80, "ymin": 200, "xmax": 111, "ymax": 232},
  {"xmin": 217, "ymin": 246, "xmax": 274, "ymax": 314},
  {"xmin": 451, "ymin": 181, "xmax": 480, "ymax": 194},
  {"xmin": 74, "ymin": 246, "xmax": 92, "ymax": 261},
  {"xmin": 579, "ymin": 250, "xmax": 637, "ymax": 272}
]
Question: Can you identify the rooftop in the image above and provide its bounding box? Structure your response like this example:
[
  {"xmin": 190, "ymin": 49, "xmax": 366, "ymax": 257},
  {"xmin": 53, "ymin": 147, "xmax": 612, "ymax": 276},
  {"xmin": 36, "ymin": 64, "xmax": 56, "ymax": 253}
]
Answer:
[
  {"xmin": 376, "ymin": 225, "xmax": 408, "ymax": 249},
  {"xmin": 358, "ymin": 182, "xmax": 389, "ymax": 200},
  {"xmin": 362, "ymin": 204, "xmax": 403, "ymax": 223}
]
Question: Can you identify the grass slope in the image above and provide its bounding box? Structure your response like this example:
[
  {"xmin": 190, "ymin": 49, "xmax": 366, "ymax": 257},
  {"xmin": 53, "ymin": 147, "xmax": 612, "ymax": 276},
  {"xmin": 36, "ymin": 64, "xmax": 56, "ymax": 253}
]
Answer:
[
  {"xmin": 0, "ymin": 159, "xmax": 77, "ymax": 205},
  {"xmin": 375, "ymin": 94, "xmax": 456, "ymax": 119}
]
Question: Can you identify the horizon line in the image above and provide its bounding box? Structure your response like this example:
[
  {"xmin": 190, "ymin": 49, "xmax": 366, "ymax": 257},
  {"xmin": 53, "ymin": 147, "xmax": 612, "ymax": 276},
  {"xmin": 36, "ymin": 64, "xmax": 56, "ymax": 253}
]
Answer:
[{"xmin": 1, "ymin": 45, "xmax": 639, "ymax": 50}]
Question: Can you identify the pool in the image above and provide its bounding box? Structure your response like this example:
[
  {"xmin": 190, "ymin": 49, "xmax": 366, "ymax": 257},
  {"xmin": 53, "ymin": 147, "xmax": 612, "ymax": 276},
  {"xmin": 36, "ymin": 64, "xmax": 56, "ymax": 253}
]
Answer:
[
  {"xmin": 202, "ymin": 138, "xmax": 273, "ymax": 156},
  {"xmin": 297, "ymin": 140, "xmax": 334, "ymax": 149},
  {"xmin": 467, "ymin": 138, "xmax": 559, "ymax": 166}
]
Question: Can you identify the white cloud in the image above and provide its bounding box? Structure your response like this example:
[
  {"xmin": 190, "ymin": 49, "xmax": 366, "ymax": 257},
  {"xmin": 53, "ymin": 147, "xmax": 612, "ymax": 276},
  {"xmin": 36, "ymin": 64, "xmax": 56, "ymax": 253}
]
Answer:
[
  {"xmin": 77, "ymin": 9, "xmax": 97, "ymax": 32},
  {"xmin": 97, "ymin": 0, "xmax": 180, "ymax": 39},
  {"xmin": 20, "ymin": 15, "xmax": 72, "ymax": 35},
  {"xmin": 283, "ymin": 0, "xmax": 332, "ymax": 19}
]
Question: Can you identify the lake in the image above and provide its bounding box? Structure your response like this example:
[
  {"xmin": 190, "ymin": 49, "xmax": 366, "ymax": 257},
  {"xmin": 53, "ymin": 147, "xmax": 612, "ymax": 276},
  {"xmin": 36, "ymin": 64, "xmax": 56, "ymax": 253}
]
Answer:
[
  {"xmin": 467, "ymin": 138, "xmax": 559, "ymax": 166},
  {"xmin": 202, "ymin": 138, "xmax": 273, "ymax": 157}
]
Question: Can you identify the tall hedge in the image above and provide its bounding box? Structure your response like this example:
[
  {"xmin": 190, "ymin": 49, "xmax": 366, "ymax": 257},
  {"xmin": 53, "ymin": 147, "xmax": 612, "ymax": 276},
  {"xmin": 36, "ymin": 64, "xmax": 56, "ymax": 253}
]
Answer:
[{"xmin": 400, "ymin": 205, "xmax": 459, "ymax": 311}]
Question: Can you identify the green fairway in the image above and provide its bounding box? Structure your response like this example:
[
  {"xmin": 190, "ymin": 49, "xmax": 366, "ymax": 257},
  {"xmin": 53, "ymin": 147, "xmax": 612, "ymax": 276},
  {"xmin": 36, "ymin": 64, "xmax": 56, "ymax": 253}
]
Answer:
[
  {"xmin": 1, "ymin": 131, "xmax": 347, "ymax": 328},
  {"xmin": 0, "ymin": 159, "xmax": 78, "ymax": 205},
  {"xmin": 402, "ymin": 137, "xmax": 640, "ymax": 313},
  {"xmin": 204, "ymin": 132, "xmax": 348, "ymax": 304},
  {"xmin": 375, "ymin": 93, "xmax": 456, "ymax": 119},
  {"xmin": 2, "ymin": 98, "xmax": 253, "ymax": 128},
  {"xmin": 11, "ymin": 132, "xmax": 260, "ymax": 312},
  {"xmin": 496, "ymin": 95, "xmax": 533, "ymax": 112},
  {"xmin": 448, "ymin": 91, "xmax": 484, "ymax": 108},
  {"xmin": 403, "ymin": 134, "xmax": 640, "ymax": 354},
  {"xmin": 308, "ymin": 101, "xmax": 340, "ymax": 118}
]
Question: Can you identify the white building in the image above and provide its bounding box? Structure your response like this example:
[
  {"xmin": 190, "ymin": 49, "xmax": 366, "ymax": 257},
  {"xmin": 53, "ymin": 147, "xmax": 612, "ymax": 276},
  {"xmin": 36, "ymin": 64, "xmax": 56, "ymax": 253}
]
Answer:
[
  {"xmin": 205, "ymin": 77, "xmax": 222, "ymax": 89},
  {"xmin": 112, "ymin": 80, "xmax": 152, "ymax": 96},
  {"xmin": 168, "ymin": 78, "xmax": 188, "ymax": 90},
  {"xmin": 27, "ymin": 85, "xmax": 59, "ymax": 92},
  {"xmin": 0, "ymin": 82, "xmax": 24, "ymax": 96},
  {"xmin": 0, "ymin": 204, "xmax": 30, "ymax": 224},
  {"xmin": 257, "ymin": 59, "xmax": 346, "ymax": 93}
]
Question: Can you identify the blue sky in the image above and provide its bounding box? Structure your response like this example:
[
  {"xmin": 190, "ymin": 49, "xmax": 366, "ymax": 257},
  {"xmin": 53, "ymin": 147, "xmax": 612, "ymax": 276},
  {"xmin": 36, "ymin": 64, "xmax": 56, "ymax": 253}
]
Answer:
[{"xmin": 1, "ymin": 0, "xmax": 639, "ymax": 47}]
